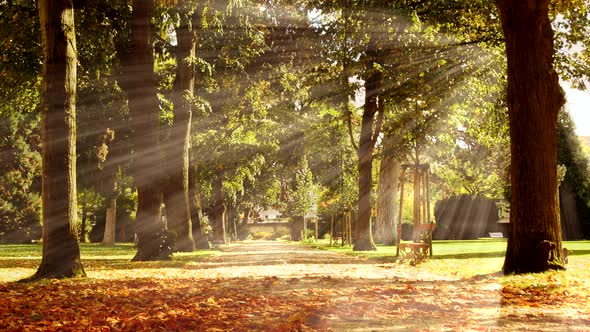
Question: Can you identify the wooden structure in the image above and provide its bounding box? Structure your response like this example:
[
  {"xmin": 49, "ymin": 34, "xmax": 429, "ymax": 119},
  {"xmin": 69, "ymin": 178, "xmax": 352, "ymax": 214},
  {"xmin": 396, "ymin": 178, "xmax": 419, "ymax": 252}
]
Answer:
[
  {"xmin": 328, "ymin": 211, "xmax": 353, "ymax": 246},
  {"xmin": 396, "ymin": 163, "xmax": 435, "ymax": 258}
]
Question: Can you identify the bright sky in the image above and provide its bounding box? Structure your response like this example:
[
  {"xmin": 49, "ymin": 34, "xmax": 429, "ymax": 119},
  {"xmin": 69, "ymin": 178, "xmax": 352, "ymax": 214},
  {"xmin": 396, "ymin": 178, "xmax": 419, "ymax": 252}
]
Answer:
[{"xmin": 563, "ymin": 85, "xmax": 590, "ymax": 136}]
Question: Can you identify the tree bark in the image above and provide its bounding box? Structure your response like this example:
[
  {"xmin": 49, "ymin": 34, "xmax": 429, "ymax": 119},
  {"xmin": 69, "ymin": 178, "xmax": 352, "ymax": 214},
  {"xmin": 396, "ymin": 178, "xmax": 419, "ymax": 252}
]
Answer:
[
  {"xmin": 29, "ymin": 0, "xmax": 85, "ymax": 280},
  {"xmin": 290, "ymin": 216, "xmax": 304, "ymax": 241},
  {"xmin": 80, "ymin": 208, "xmax": 87, "ymax": 242},
  {"xmin": 118, "ymin": 0, "xmax": 169, "ymax": 261},
  {"xmin": 498, "ymin": 0, "xmax": 566, "ymax": 273},
  {"xmin": 102, "ymin": 198, "xmax": 116, "ymax": 246},
  {"xmin": 212, "ymin": 172, "xmax": 226, "ymax": 244},
  {"xmin": 375, "ymin": 153, "xmax": 401, "ymax": 246},
  {"xmin": 188, "ymin": 160, "xmax": 209, "ymax": 249},
  {"xmin": 165, "ymin": 4, "xmax": 196, "ymax": 252},
  {"xmin": 227, "ymin": 202, "xmax": 238, "ymax": 241},
  {"xmin": 353, "ymin": 59, "xmax": 382, "ymax": 251}
]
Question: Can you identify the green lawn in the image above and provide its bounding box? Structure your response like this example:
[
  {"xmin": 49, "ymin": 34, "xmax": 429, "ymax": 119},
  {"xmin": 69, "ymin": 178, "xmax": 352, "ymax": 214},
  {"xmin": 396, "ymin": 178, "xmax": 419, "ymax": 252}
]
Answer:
[
  {"xmin": 309, "ymin": 239, "xmax": 590, "ymax": 278},
  {"xmin": 0, "ymin": 243, "xmax": 217, "ymax": 282}
]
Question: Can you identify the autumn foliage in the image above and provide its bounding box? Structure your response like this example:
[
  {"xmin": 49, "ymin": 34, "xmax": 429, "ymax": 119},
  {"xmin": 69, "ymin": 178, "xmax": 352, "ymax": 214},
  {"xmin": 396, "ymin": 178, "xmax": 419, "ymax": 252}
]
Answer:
[{"xmin": 1, "ymin": 241, "xmax": 590, "ymax": 331}]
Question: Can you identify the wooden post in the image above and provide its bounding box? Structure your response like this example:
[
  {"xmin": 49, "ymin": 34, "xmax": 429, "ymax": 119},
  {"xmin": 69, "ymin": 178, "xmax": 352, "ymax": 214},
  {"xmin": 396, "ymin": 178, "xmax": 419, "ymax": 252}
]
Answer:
[
  {"xmin": 426, "ymin": 167, "xmax": 431, "ymax": 223},
  {"xmin": 420, "ymin": 168, "xmax": 428, "ymax": 224},
  {"xmin": 340, "ymin": 211, "xmax": 348, "ymax": 246},
  {"xmin": 396, "ymin": 167, "xmax": 406, "ymax": 257},
  {"xmin": 347, "ymin": 211, "xmax": 353, "ymax": 245},
  {"xmin": 413, "ymin": 167, "xmax": 420, "ymax": 235}
]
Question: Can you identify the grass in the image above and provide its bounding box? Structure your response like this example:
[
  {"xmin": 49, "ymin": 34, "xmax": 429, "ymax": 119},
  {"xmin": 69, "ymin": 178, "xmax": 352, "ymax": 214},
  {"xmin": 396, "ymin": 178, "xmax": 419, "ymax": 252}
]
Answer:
[
  {"xmin": 0, "ymin": 242, "xmax": 218, "ymax": 282},
  {"xmin": 309, "ymin": 239, "xmax": 590, "ymax": 284},
  {"xmin": 2, "ymin": 239, "xmax": 590, "ymax": 296}
]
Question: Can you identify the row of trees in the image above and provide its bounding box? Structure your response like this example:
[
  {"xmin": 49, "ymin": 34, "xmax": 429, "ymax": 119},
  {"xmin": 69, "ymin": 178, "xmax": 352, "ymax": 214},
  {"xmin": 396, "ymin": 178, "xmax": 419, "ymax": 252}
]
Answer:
[{"xmin": 1, "ymin": 0, "xmax": 590, "ymax": 278}]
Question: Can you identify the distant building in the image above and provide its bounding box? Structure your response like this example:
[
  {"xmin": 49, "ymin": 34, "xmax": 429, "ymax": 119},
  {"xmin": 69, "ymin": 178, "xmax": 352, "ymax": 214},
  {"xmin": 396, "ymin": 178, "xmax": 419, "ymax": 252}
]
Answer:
[{"xmin": 258, "ymin": 207, "xmax": 282, "ymax": 221}]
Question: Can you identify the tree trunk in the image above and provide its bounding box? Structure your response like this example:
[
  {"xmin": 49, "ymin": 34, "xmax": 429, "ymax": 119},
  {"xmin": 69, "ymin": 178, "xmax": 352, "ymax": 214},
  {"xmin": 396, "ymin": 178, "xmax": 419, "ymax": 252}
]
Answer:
[
  {"xmin": 80, "ymin": 208, "xmax": 87, "ymax": 243},
  {"xmin": 188, "ymin": 160, "xmax": 209, "ymax": 249},
  {"xmin": 330, "ymin": 215, "xmax": 334, "ymax": 246},
  {"xmin": 165, "ymin": 5, "xmax": 196, "ymax": 253},
  {"xmin": 353, "ymin": 60, "xmax": 382, "ymax": 251},
  {"xmin": 243, "ymin": 207, "xmax": 251, "ymax": 224},
  {"xmin": 102, "ymin": 198, "xmax": 116, "ymax": 246},
  {"xmin": 212, "ymin": 172, "xmax": 226, "ymax": 244},
  {"xmin": 314, "ymin": 219, "xmax": 318, "ymax": 241},
  {"xmin": 29, "ymin": 0, "xmax": 85, "ymax": 280},
  {"xmin": 227, "ymin": 203, "xmax": 238, "ymax": 241},
  {"xmin": 290, "ymin": 216, "xmax": 304, "ymax": 241},
  {"xmin": 118, "ymin": 0, "xmax": 169, "ymax": 261},
  {"xmin": 375, "ymin": 153, "xmax": 400, "ymax": 246},
  {"xmin": 498, "ymin": 0, "xmax": 566, "ymax": 273}
]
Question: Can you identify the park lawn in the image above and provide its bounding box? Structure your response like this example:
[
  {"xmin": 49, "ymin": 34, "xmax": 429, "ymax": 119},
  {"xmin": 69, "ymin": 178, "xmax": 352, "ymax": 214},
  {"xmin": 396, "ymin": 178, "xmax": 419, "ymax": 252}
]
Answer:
[
  {"xmin": 0, "ymin": 243, "xmax": 217, "ymax": 282},
  {"xmin": 309, "ymin": 238, "xmax": 590, "ymax": 300}
]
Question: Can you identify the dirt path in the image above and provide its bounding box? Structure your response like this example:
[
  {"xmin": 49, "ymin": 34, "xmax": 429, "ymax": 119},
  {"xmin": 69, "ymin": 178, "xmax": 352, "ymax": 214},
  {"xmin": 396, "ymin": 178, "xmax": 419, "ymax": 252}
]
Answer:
[
  {"xmin": 2, "ymin": 241, "xmax": 589, "ymax": 331},
  {"xmin": 193, "ymin": 241, "xmax": 589, "ymax": 331},
  {"xmin": 201, "ymin": 240, "xmax": 442, "ymax": 280}
]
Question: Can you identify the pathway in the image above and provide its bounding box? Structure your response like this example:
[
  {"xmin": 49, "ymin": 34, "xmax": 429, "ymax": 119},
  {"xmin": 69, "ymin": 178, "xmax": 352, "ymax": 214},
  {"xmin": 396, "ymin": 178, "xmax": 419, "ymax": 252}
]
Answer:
[
  {"xmin": 188, "ymin": 241, "xmax": 588, "ymax": 331},
  {"xmin": 200, "ymin": 240, "xmax": 441, "ymax": 280},
  {"xmin": 2, "ymin": 241, "xmax": 588, "ymax": 331}
]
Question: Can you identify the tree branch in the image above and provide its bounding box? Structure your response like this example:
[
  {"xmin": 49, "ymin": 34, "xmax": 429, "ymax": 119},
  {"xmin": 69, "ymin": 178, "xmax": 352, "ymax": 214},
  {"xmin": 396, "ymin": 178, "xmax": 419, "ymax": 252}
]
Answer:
[{"xmin": 346, "ymin": 109, "xmax": 359, "ymax": 152}]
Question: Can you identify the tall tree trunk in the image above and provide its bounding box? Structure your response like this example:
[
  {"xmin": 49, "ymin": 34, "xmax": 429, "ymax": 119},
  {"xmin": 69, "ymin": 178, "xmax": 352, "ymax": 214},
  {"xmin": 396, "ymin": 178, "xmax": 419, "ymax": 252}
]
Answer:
[
  {"xmin": 165, "ymin": 4, "xmax": 195, "ymax": 252},
  {"xmin": 118, "ymin": 0, "xmax": 169, "ymax": 261},
  {"xmin": 188, "ymin": 159, "xmax": 209, "ymax": 249},
  {"xmin": 353, "ymin": 58, "xmax": 383, "ymax": 251},
  {"xmin": 29, "ymin": 0, "xmax": 85, "ymax": 280},
  {"xmin": 80, "ymin": 208, "xmax": 88, "ymax": 242},
  {"xmin": 375, "ymin": 153, "xmax": 401, "ymax": 246},
  {"xmin": 227, "ymin": 202, "xmax": 238, "ymax": 241},
  {"xmin": 212, "ymin": 172, "xmax": 226, "ymax": 244},
  {"xmin": 498, "ymin": 0, "xmax": 566, "ymax": 273},
  {"xmin": 102, "ymin": 197, "xmax": 116, "ymax": 245}
]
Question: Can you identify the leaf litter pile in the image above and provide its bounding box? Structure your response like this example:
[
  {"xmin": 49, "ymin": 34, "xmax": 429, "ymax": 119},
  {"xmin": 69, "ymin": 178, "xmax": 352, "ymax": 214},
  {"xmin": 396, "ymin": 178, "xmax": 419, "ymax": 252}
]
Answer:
[{"xmin": 1, "ymin": 241, "xmax": 589, "ymax": 331}]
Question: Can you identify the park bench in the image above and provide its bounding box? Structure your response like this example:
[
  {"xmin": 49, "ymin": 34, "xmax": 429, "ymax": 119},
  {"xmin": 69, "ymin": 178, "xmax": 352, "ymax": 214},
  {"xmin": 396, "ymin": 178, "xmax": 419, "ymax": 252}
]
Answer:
[{"xmin": 396, "ymin": 222, "xmax": 436, "ymax": 259}]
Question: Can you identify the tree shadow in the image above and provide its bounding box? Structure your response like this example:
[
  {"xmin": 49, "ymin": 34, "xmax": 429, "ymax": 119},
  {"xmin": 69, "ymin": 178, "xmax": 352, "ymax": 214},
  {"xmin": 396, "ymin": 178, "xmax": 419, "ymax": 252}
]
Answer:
[{"xmin": 4, "ymin": 272, "xmax": 587, "ymax": 331}]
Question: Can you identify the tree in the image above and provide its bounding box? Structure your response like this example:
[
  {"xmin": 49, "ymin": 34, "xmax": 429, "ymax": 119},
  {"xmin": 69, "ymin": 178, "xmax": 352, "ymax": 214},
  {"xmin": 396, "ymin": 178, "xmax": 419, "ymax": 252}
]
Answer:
[
  {"xmin": 0, "ymin": 86, "xmax": 42, "ymax": 244},
  {"xmin": 375, "ymin": 137, "xmax": 401, "ymax": 246},
  {"xmin": 78, "ymin": 189, "xmax": 105, "ymax": 242},
  {"xmin": 163, "ymin": 1, "xmax": 198, "ymax": 252},
  {"xmin": 557, "ymin": 110, "xmax": 590, "ymax": 239},
  {"xmin": 432, "ymin": 74, "xmax": 509, "ymax": 199},
  {"xmin": 353, "ymin": 45, "xmax": 384, "ymax": 251},
  {"xmin": 498, "ymin": 0, "xmax": 566, "ymax": 273},
  {"xmin": 117, "ymin": 0, "xmax": 171, "ymax": 261},
  {"xmin": 28, "ymin": 0, "xmax": 85, "ymax": 279}
]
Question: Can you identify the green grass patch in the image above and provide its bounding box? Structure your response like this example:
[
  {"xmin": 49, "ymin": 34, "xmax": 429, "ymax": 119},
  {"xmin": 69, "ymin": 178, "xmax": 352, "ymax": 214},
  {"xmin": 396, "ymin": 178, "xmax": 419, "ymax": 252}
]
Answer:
[
  {"xmin": 0, "ymin": 243, "xmax": 218, "ymax": 282},
  {"xmin": 308, "ymin": 239, "xmax": 590, "ymax": 279}
]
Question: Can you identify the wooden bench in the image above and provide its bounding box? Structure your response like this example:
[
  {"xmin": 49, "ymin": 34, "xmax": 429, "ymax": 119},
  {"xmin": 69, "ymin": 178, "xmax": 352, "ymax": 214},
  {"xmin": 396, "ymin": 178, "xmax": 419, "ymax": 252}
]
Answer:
[{"xmin": 396, "ymin": 222, "xmax": 436, "ymax": 259}]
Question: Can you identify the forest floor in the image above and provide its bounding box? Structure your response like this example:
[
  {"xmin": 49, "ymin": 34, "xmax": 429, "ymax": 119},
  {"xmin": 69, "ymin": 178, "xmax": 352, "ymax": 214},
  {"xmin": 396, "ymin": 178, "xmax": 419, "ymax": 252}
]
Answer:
[{"xmin": 1, "ymin": 240, "xmax": 589, "ymax": 331}]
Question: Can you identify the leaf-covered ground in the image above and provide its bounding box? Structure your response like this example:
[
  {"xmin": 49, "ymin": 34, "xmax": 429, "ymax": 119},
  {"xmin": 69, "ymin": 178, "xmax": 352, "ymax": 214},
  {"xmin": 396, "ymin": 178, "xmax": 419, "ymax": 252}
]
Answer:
[{"xmin": 1, "ymin": 241, "xmax": 589, "ymax": 331}]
